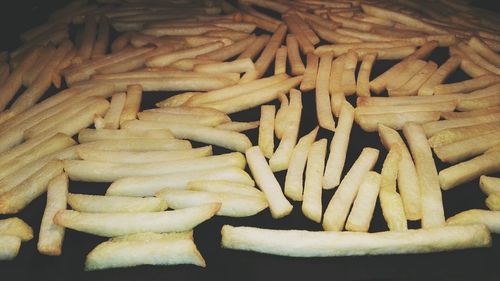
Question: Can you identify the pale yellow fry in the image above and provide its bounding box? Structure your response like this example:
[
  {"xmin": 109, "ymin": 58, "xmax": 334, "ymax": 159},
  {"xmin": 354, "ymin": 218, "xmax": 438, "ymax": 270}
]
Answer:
[
  {"xmin": 428, "ymin": 122, "xmax": 500, "ymax": 148},
  {"xmin": 316, "ymin": 54, "xmax": 335, "ymax": 131},
  {"xmin": 340, "ymin": 50, "xmax": 358, "ymax": 96},
  {"xmin": 356, "ymin": 111, "xmax": 441, "ymax": 132},
  {"xmin": 390, "ymin": 61, "xmax": 437, "ymax": 96},
  {"xmin": 386, "ymin": 60, "xmax": 427, "ymax": 92},
  {"xmin": 0, "ymin": 235, "xmax": 21, "ymax": 260},
  {"xmin": 300, "ymin": 53, "xmax": 319, "ymax": 92},
  {"xmin": 345, "ymin": 172, "xmax": 381, "ymax": 232},
  {"xmin": 258, "ymin": 105, "xmax": 275, "ymax": 159},
  {"xmin": 486, "ymin": 194, "xmax": 500, "ymax": 211},
  {"xmin": 274, "ymin": 93, "xmax": 288, "ymax": 140},
  {"xmin": 447, "ymin": 209, "xmax": 500, "ymax": 234},
  {"xmin": 274, "ymin": 46, "xmax": 287, "ymax": 75},
  {"xmin": 68, "ymin": 194, "xmax": 167, "ymax": 213},
  {"xmin": 422, "ymin": 112, "xmax": 500, "ymax": 138},
  {"xmin": 356, "ymin": 53, "xmax": 376, "ymax": 97},
  {"xmin": 302, "ymin": 138, "xmax": 327, "ymax": 223},
  {"xmin": 418, "ymin": 55, "xmax": 461, "ymax": 96},
  {"xmin": 287, "ymin": 35, "xmax": 305, "ymax": 75},
  {"xmin": 0, "ymin": 217, "xmax": 33, "ymax": 241},
  {"xmin": 78, "ymin": 128, "xmax": 173, "ymax": 143},
  {"xmin": 79, "ymin": 138, "xmax": 191, "ymax": 152},
  {"xmin": 434, "ymin": 131, "xmax": 500, "ymax": 163},
  {"xmin": 119, "ymin": 84, "xmax": 142, "ymax": 124},
  {"xmin": 146, "ymin": 42, "xmax": 224, "ymax": 67},
  {"xmin": 480, "ymin": 175, "xmax": 500, "ymax": 196},
  {"xmin": 187, "ymin": 180, "xmax": 263, "ymax": 198},
  {"xmin": 433, "ymin": 74, "xmax": 500, "ymax": 95}
]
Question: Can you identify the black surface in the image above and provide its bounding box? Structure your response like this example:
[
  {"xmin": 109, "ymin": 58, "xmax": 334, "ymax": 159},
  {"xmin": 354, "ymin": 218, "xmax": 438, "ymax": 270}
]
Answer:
[{"xmin": 1, "ymin": 1, "xmax": 500, "ymax": 281}]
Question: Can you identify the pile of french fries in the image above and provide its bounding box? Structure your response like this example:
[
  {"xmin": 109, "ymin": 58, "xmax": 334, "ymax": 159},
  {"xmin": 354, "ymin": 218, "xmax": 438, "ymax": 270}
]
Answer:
[{"xmin": 1, "ymin": 0, "xmax": 499, "ymax": 271}]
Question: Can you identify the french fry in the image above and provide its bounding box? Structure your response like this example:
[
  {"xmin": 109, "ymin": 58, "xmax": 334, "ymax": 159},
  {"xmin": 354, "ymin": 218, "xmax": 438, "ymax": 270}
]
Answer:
[
  {"xmin": 457, "ymin": 42, "xmax": 500, "ymax": 76},
  {"xmin": 302, "ymin": 138, "xmax": 327, "ymax": 223},
  {"xmin": 37, "ymin": 173, "xmax": 68, "ymax": 256},
  {"xmin": 345, "ymin": 172, "xmax": 381, "ymax": 232},
  {"xmin": 356, "ymin": 94, "xmax": 463, "ymax": 107},
  {"xmin": 198, "ymin": 35, "xmax": 257, "ymax": 61},
  {"xmin": 356, "ymin": 53, "xmax": 376, "ymax": 97},
  {"xmin": 220, "ymin": 224, "xmax": 491, "ymax": 256},
  {"xmin": 187, "ymin": 180, "xmax": 263, "ymax": 198},
  {"xmin": 156, "ymin": 189, "xmax": 268, "ymax": 217},
  {"xmin": 287, "ymin": 35, "xmax": 306, "ymax": 75},
  {"xmin": 403, "ymin": 123, "xmax": 444, "ymax": 228},
  {"xmin": 428, "ymin": 122, "xmax": 500, "ymax": 148},
  {"xmin": 238, "ymin": 34, "xmax": 270, "ymax": 60},
  {"xmin": 386, "ymin": 60, "xmax": 427, "ymax": 92},
  {"xmin": 351, "ymin": 46, "xmax": 417, "ymax": 60},
  {"xmin": 54, "ymin": 203, "xmax": 220, "ymax": 237},
  {"xmin": 76, "ymin": 16, "xmax": 97, "ymax": 61},
  {"xmin": 23, "ymin": 45, "xmax": 56, "ymax": 87},
  {"xmin": 355, "ymin": 101, "xmax": 457, "ymax": 115},
  {"xmin": 275, "ymin": 46, "xmax": 288, "ymax": 75},
  {"xmin": 193, "ymin": 58, "xmax": 255, "ymax": 74},
  {"xmin": 156, "ymin": 92, "xmax": 199, "ymax": 107},
  {"xmin": 390, "ymin": 61, "xmax": 437, "ymax": 96},
  {"xmin": 422, "ymin": 113, "xmax": 500, "ymax": 138},
  {"xmin": 107, "ymin": 167, "xmax": 253, "ymax": 197},
  {"xmin": 138, "ymin": 111, "xmax": 230, "ymax": 127},
  {"xmin": 246, "ymin": 146, "xmax": 293, "ymax": 219},
  {"xmin": 0, "ymin": 217, "xmax": 33, "ymax": 241},
  {"xmin": 447, "ymin": 209, "xmax": 500, "ymax": 234},
  {"xmin": 328, "ymin": 13, "xmax": 373, "ymax": 32},
  {"xmin": 308, "ymin": 20, "xmax": 361, "ymax": 44},
  {"xmin": 439, "ymin": 150, "xmax": 500, "ymax": 190},
  {"xmin": 316, "ymin": 54, "xmax": 335, "ymax": 130},
  {"xmin": 85, "ymin": 232, "xmax": 205, "ymax": 270},
  {"xmin": 80, "ymin": 138, "xmax": 191, "ymax": 152},
  {"xmin": 486, "ymin": 194, "xmax": 500, "ymax": 211},
  {"xmin": 274, "ymin": 94, "xmax": 289, "ymax": 140},
  {"xmin": 356, "ymin": 111, "xmax": 440, "ymax": 132},
  {"xmin": 323, "ymin": 147, "xmax": 379, "ymax": 231},
  {"xmin": 65, "ymin": 152, "xmax": 244, "ymax": 182},
  {"xmin": 77, "ymin": 145, "xmax": 211, "ymax": 164},
  {"xmin": 171, "ymin": 58, "xmax": 218, "ymax": 71},
  {"xmin": 68, "ymin": 193, "xmax": 167, "ymax": 213},
  {"xmin": 145, "ymin": 42, "xmax": 223, "ymax": 67},
  {"xmin": 119, "ymin": 84, "xmax": 142, "ymax": 124},
  {"xmin": 300, "ymin": 53, "xmax": 319, "ymax": 92},
  {"xmin": 323, "ymin": 102, "xmax": 354, "ymax": 189},
  {"xmin": 0, "ymin": 160, "xmax": 63, "ymax": 214},
  {"xmin": 468, "ymin": 37, "xmax": 500, "ymax": 67},
  {"xmin": 269, "ymin": 89, "xmax": 302, "ymax": 172},
  {"xmin": 314, "ymin": 41, "xmax": 414, "ymax": 56},
  {"xmin": 282, "ymin": 13, "xmax": 314, "ymax": 54},
  {"xmin": 480, "ymin": 175, "xmax": 500, "ymax": 195},
  {"xmin": 91, "ymin": 17, "xmax": 110, "ymax": 59},
  {"xmin": 0, "ymin": 235, "xmax": 21, "ymax": 261},
  {"xmin": 284, "ymin": 127, "xmax": 318, "ymax": 201},
  {"xmin": 329, "ymin": 55, "xmax": 345, "ymax": 117},
  {"xmin": 257, "ymin": 105, "xmax": 275, "ymax": 158},
  {"xmin": 143, "ymin": 105, "xmax": 230, "ymax": 117},
  {"xmin": 78, "ymin": 129, "xmax": 173, "ymax": 143},
  {"xmin": 433, "ymin": 74, "xmax": 500, "ymax": 95},
  {"xmin": 341, "ymin": 50, "xmax": 358, "ymax": 96},
  {"xmin": 418, "ymin": 55, "xmax": 461, "ymax": 96},
  {"xmin": 434, "ymin": 131, "xmax": 500, "ymax": 163},
  {"xmin": 457, "ymin": 95, "xmax": 500, "ymax": 112},
  {"xmin": 102, "ymin": 92, "xmax": 126, "ymax": 129},
  {"xmin": 217, "ymin": 121, "xmax": 259, "ymax": 132}
]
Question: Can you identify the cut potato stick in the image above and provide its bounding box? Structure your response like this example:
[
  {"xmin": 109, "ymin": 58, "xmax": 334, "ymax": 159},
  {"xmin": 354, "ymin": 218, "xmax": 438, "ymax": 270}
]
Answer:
[
  {"xmin": 300, "ymin": 53, "xmax": 319, "ymax": 91},
  {"xmin": 269, "ymin": 90, "xmax": 302, "ymax": 172},
  {"xmin": 0, "ymin": 217, "xmax": 33, "ymax": 241},
  {"xmin": 197, "ymin": 35, "xmax": 257, "ymax": 61},
  {"xmin": 379, "ymin": 147, "xmax": 407, "ymax": 231},
  {"xmin": 422, "ymin": 113, "xmax": 500, "ymax": 138},
  {"xmin": 447, "ymin": 209, "xmax": 500, "ymax": 234},
  {"xmin": 68, "ymin": 194, "xmax": 167, "ymax": 213},
  {"xmin": 341, "ymin": 50, "xmax": 358, "ymax": 96},
  {"xmin": 302, "ymin": 138, "xmax": 327, "ymax": 223},
  {"xmin": 54, "ymin": 203, "xmax": 220, "ymax": 237},
  {"xmin": 316, "ymin": 54, "xmax": 335, "ymax": 130},
  {"xmin": 357, "ymin": 94, "xmax": 464, "ymax": 107},
  {"xmin": 434, "ymin": 131, "xmax": 500, "ymax": 163},
  {"xmin": 138, "ymin": 111, "xmax": 229, "ymax": 126},
  {"xmin": 418, "ymin": 55, "xmax": 461, "ymax": 96},
  {"xmin": 91, "ymin": 17, "xmax": 110, "ymax": 59},
  {"xmin": 37, "ymin": 173, "xmax": 68, "ymax": 256},
  {"xmin": 146, "ymin": 42, "xmax": 224, "ymax": 67},
  {"xmin": 65, "ymin": 152, "xmax": 244, "ymax": 182},
  {"xmin": 323, "ymin": 147, "xmax": 379, "ymax": 231},
  {"xmin": 216, "ymin": 121, "xmax": 259, "ymax": 132},
  {"xmin": 78, "ymin": 129, "xmax": 173, "ymax": 143},
  {"xmin": 246, "ymin": 146, "xmax": 293, "ymax": 219},
  {"xmin": 193, "ymin": 58, "xmax": 255, "ymax": 74},
  {"xmin": 386, "ymin": 60, "xmax": 427, "ymax": 92},
  {"xmin": 220, "ymin": 224, "xmax": 491, "ymax": 256},
  {"xmin": 187, "ymin": 180, "xmax": 263, "ymax": 198},
  {"xmin": 345, "ymin": 172, "xmax": 381, "ymax": 232},
  {"xmin": 258, "ymin": 105, "xmax": 275, "ymax": 159},
  {"xmin": 274, "ymin": 93, "xmax": 289, "ymax": 140},
  {"xmin": 238, "ymin": 34, "xmax": 270, "ymax": 60},
  {"xmin": 486, "ymin": 193, "xmax": 500, "ymax": 211},
  {"xmin": 403, "ymin": 123, "xmax": 444, "ymax": 228},
  {"xmin": 314, "ymin": 41, "xmax": 414, "ymax": 56},
  {"xmin": 119, "ymin": 84, "xmax": 142, "ymax": 124},
  {"xmin": 76, "ymin": 16, "xmax": 97, "ymax": 61},
  {"xmin": 356, "ymin": 111, "xmax": 440, "ymax": 132},
  {"xmin": 103, "ymin": 92, "xmax": 126, "ymax": 129},
  {"xmin": 274, "ymin": 46, "xmax": 287, "ymax": 75},
  {"xmin": 329, "ymin": 55, "xmax": 345, "ymax": 116},
  {"xmin": 0, "ymin": 235, "xmax": 21, "ymax": 261},
  {"xmin": 356, "ymin": 52, "xmax": 376, "ymax": 97},
  {"xmin": 355, "ymin": 101, "xmax": 457, "ymax": 115},
  {"xmin": 468, "ymin": 37, "xmax": 500, "ymax": 67},
  {"xmin": 457, "ymin": 95, "xmax": 500, "ymax": 112},
  {"xmin": 284, "ymin": 127, "xmax": 318, "ymax": 201},
  {"xmin": 0, "ymin": 160, "xmax": 63, "ymax": 214},
  {"xmin": 308, "ymin": 20, "xmax": 361, "ymax": 44},
  {"xmin": 287, "ymin": 35, "xmax": 305, "ymax": 75},
  {"xmin": 156, "ymin": 92, "xmax": 199, "ymax": 107},
  {"xmin": 323, "ymin": 102, "xmax": 354, "ymax": 189},
  {"xmin": 156, "ymin": 189, "xmax": 268, "ymax": 217},
  {"xmin": 390, "ymin": 61, "xmax": 437, "ymax": 96},
  {"xmin": 480, "ymin": 175, "xmax": 500, "ymax": 195},
  {"xmin": 282, "ymin": 14, "xmax": 314, "ymax": 54},
  {"xmin": 81, "ymin": 138, "xmax": 191, "ymax": 152},
  {"xmin": 428, "ymin": 122, "xmax": 500, "ymax": 148},
  {"xmin": 438, "ymin": 150, "xmax": 500, "ymax": 190},
  {"xmin": 457, "ymin": 42, "xmax": 500, "ymax": 76},
  {"xmin": 433, "ymin": 74, "xmax": 500, "ymax": 95},
  {"xmin": 107, "ymin": 167, "xmax": 253, "ymax": 197},
  {"xmin": 171, "ymin": 58, "xmax": 218, "ymax": 71},
  {"xmin": 85, "ymin": 232, "xmax": 205, "ymax": 270},
  {"xmin": 352, "ymin": 46, "xmax": 416, "ymax": 61}
]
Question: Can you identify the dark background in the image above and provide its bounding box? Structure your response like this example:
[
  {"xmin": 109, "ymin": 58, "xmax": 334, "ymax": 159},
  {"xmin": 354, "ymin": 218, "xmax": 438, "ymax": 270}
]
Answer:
[{"xmin": 0, "ymin": 1, "xmax": 500, "ymax": 281}]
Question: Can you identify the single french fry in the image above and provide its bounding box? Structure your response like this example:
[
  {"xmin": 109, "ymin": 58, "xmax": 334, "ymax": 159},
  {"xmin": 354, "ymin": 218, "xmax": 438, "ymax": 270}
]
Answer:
[
  {"xmin": 434, "ymin": 74, "xmax": 500, "ymax": 95},
  {"xmin": 37, "ymin": 173, "xmax": 68, "ymax": 256},
  {"xmin": 403, "ymin": 123, "xmax": 444, "ymax": 228},
  {"xmin": 316, "ymin": 54, "xmax": 335, "ymax": 130},
  {"xmin": 246, "ymin": 146, "xmax": 293, "ymax": 219},
  {"xmin": 146, "ymin": 42, "xmax": 223, "ymax": 67},
  {"xmin": 329, "ymin": 55, "xmax": 345, "ymax": 116},
  {"xmin": 434, "ymin": 131, "xmax": 500, "ymax": 163},
  {"xmin": 486, "ymin": 194, "xmax": 500, "ymax": 211},
  {"xmin": 429, "ymin": 122, "xmax": 500, "ymax": 148},
  {"xmin": 468, "ymin": 37, "xmax": 500, "ymax": 67},
  {"xmin": 323, "ymin": 147, "xmax": 379, "ymax": 231},
  {"xmin": 323, "ymin": 102, "xmax": 354, "ymax": 189},
  {"xmin": 356, "ymin": 111, "xmax": 440, "ymax": 132},
  {"xmin": 438, "ymin": 150, "xmax": 500, "ymax": 190},
  {"xmin": 119, "ymin": 84, "xmax": 142, "ymax": 124},
  {"xmin": 220, "ymin": 224, "xmax": 491, "ymax": 256},
  {"xmin": 355, "ymin": 101, "xmax": 457, "ymax": 115},
  {"xmin": 457, "ymin": 95, "xmax": 500, "ymax": 111},
  {"xmin": 274, "ymin": 94, "xmax": 289, "ymax": 140},
  {"xmin": 287, "ymin": 35, "xmax": 305, "ymax": 75},
  {"xmin": 238, "ymin": 34, "xmax": 270, "ymax": 60},
  {"xmin": 302, "ymin": 138, "xmax": 327, "ymax": 223},
  {"xmin": 274, "ymin": 46, "xmax": 287, "ymax": 75},
  {"xmin": 156, "ymin": 92, "xmax": 199, "ymax": 107},
  {"xmin": 300, "ymin": 53, "xmax": 319, "ymax": 92},
  {"xmin": 418, "ymin": 55, "xmax": 461, "ymax": 96},
  {"xmin": 447, "ymin": 209, "xmax": 500, "ymax": 234},
  {"xmin": 91, "ymin": 17, "xmax": 110, "ymax": 59},
  {"xmin": 76, "ymin": 16, "xmax": 97, "ymax": 61},
  {"xmin": 258, "ymin": 105, "xmax": 275, "ymax": 159},
  {"xmin": 54, "ymin": 203, "xmax": 220, "ymax": 237},
  {"xmin": 457, "ymin": 42, "xmax": 500, "ymax": 76},
  {"xmin": 422, "ymin": 112, "xmax": 500, "ymax": 138},
  {"xmin": 356, "ymin": 94, "xmax": 464, "ymax": 107},
  {"xmin": 390, "ymin": 61, "xmax": 437, "ymax": 96},
  {"xmin": 197, "ymin": 35, "xmax": 257, "ymax": 61},
  {"xmin": 193, "ymin": 58, "xmax": 255, "ymax": 74},
  {"xmin": 345, "ymin": 172, "xmax": 381, "ymax": 232},
  {"xmin": 80, "ymin": 138, "xmax": 191, "ymax": 152},
  {"xmin": 0, "ymin": 160, "xmax": 63, "ymax": 214},
  {"xmin": 102, "ymin": 92, "xmax": 126, "ymax": 129},
  {"xmin": 217, "ymin": 121, "xmax": 261, "ymax": 132},
  {"xmin": 308, "ymin": 20, "xmax": 361, "ymax": 44},
  {"xmin": 143, "ymin": 105, "xmax": 230, "ymax": 117},
  {"xmin": 187, "ymin": 180, "xmax": 263, "ymax": 198},
  {"xmin": 68, "ymin": 193, "xmax": 167, "ymax": 213},
  {"xmin": 64, "ymin": 152, "xmax": 244, "ymax": 182},
  {"xmin": 340, "ymin": 50, "xmax": 358, "ymax": 96},
  {"xmin": 480, "ymin": 175, "xmax": 500, "ymax": 195},
  {"xmin": 85, "ymin": 232, "xmax": 205, "ymax": 270},
  {"xmin": 0, "ymin": 235, "xmax": 21, "ymax": 261},
  {"xmin": 78, "ymin": 129, "xmax": 173, "ymax": 143},
  {"xmin": 170, "ymin": 58, "xmax": 218, "ymax": 71},
  {"xmin": 138, "ymin": 111, "xmax": 229, "ymax": 127},
  {"xmin": 0, "ymin": 218, "xmax": 33, "ymax": 241},
  {"xmin": 356, "ymin": 52, "xmax": 376, "ymax": 97}
]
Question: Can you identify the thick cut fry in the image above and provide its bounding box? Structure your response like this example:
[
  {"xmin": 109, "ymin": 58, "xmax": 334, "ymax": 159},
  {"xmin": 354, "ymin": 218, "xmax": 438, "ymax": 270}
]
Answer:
[
  {"xmin": 330, "ymin": 55, "xmax": 345, "ymax": 117},
  {"xmin": 0, "ymin": 218, "xmax": 33, "ymax": 241},
  {"xmin": 486, "ymin": 194, "xmax": 500, "ymax": 211},
  {"xmin": 323, "ymin": 102, "xmax": 354, "ymax": 189},
  {"xmin": 323, "ymin": 147, "xmax": 379, "ymax": 231},
  {"xmin": 193, "ymin": 58, "xmax": 255, "ymax": 74},
  {"xmin": 198, "ymin": 35, "xmax": 257, "ymax": 61},
  {"xmin": 457, "ymin": 43, "xmax": 500, "ymax": 75},
  {"xmin": 79, "ymin": 138, "xmax": 191, "ymax": 152},
  {"xmin": 433, "ymin": 74, "xmax": 500, "ymax": 95},
  {"xmin": 102, "ymin": 92, "xmax": 126, "ymax": 129},
  {"xmin": 284, "ymin": 127, "xmax": 318, "ymax": 201},
  {"xmin": 422, "ymin": 113, "xmax": 500, "ymax": 138},
  {"xmin": 274, "ymin": 94, "xmax": 289, "ymax": 140},
  {"xmin": 259, "ymin": 105, "xmax": 275, "ymax": 159},
  {"xmin": 434, "ymin": 131, "xmax": 500, "ymax": 163},
  {"xmin": 269, "ymin": 90, "xmax": 302, "ymax": 172},
  {"xmin": 0, "ymin": 235, "xmax": 21, "ymax": 260},
  {"xmin": 445, "ymin": 103, "xmax": 500, "ymax": 119},
  {"xmin": 302, "ymin": 138, "xmax": 327, "ymax": 223},
  {"xmin": 418, "ymin": 55, "xmax": 461, "ymax": 96},
  {"xmin": 300, "ymin": 53, "xmax": 319, "ymax": 92},
  {"xmin": 238, "ymin": 34, "xmax": 270, "ymax": 60},
  {"xmin": 315, "ymin": 41, "xmax": 414, "ymax": 57},
  {"xmin": 38, "ymin": 173, "xmax": 68, "ymax": 256},
  {"xmin": 146, "ymin": 42, "xmax": 224, "ymax": 67},
  {"xmin": 78, "ymin": 128, "xmax": 173, "ymax": 143},
  {"xmin": 403, "ymin": 123, "xmax": 444, "ymax": 228},
  {"xmin": 23, "ymin": 46, "xmax": 56, "ymax": 87},
  {"xmin": 458, "ymin": 95, "xmax": 500, "ymax": 112},
  {"xmin": 390, "ymin": 61, "xmax": 437, "ymax": 96},
  {"xmin": 0, "ymin": 160, "xmax": 63, "ymax": 214},
  {"xmin": 356, "ymin": 94, "xmax": 463, "ymax": 107},
  {"xmin": 356, "ymin": 111, "xmax": 440, "ymax": 132},
  {"xmin": 171, "ymin": 58, "xmax": 218, "ymax": 71},
  {"xmin": 274, "ymin": 46, "xmax": 287, "ymax": 75},
  {"xmin": 138, "ymin": 111, "xmax": 229, "ymax": 127},
  {"xmin": 447, "ymin": 209, "xmax": 500, "ymax": 234},
  {"xmin": 308, "ymin": 20, "xmax": 360, "ymax": 44},
  {"xmin": 345, "ymin": 172, "xmax": 381, "ymax": 232},
  {"xmin": 54, "ymin": 204, "xmax": 220, "ymax": 237},
  {"xmin": 316, "ymin": 54, "xmax": 335, "ymax": 130},
  {"xmin": 120, "ymin": 84, "xmax": 142, "ymax": 124},
  {"xmin": 428, "ymin": 122, "xmax": 500, "ymax": 148},
  {"xmin": 480, "ymin": 176, "xmax": 500, "ymax": 195},
  {"xmin": 187, "ymin": 180, "xmax": 263, "ymax": 198},
  {"xmin": 439, "ymin": 150, "xmax": 500, "ymax": 190},
  {"xmin": 221, "ymin": 224, "xmax": 490, "ymax": 256},
  {"xmin": 85, "ymin": 232, "xmax": 205, "ymax": 270},
  {"xmin": 107, "ymin": 167, "xmax": 253, "ymax": 197},
  {"xmin": 246, "ymin": 146, "xmax": 293, "ymax": 219},
  {"xmin": 282, "ymin": 14, "xmax": 314, "ymax": 54},
  {"xmin": 341, "ymin": 50, "xmax": 358, "ymax": 96},
  {"xmin": 287, "ymin": 35, "xmax": 305, "ymax": 75},
  {"xmin": 68, "ymin": 194, "xmax": 167, "ymax": 213},
  {"xmin": 65, "ymin": 152, "xmax": 244, "ymax": 182},
  {"xmin": 356, "ymin": 53, "xmax": 376, "ymax": 97}
]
